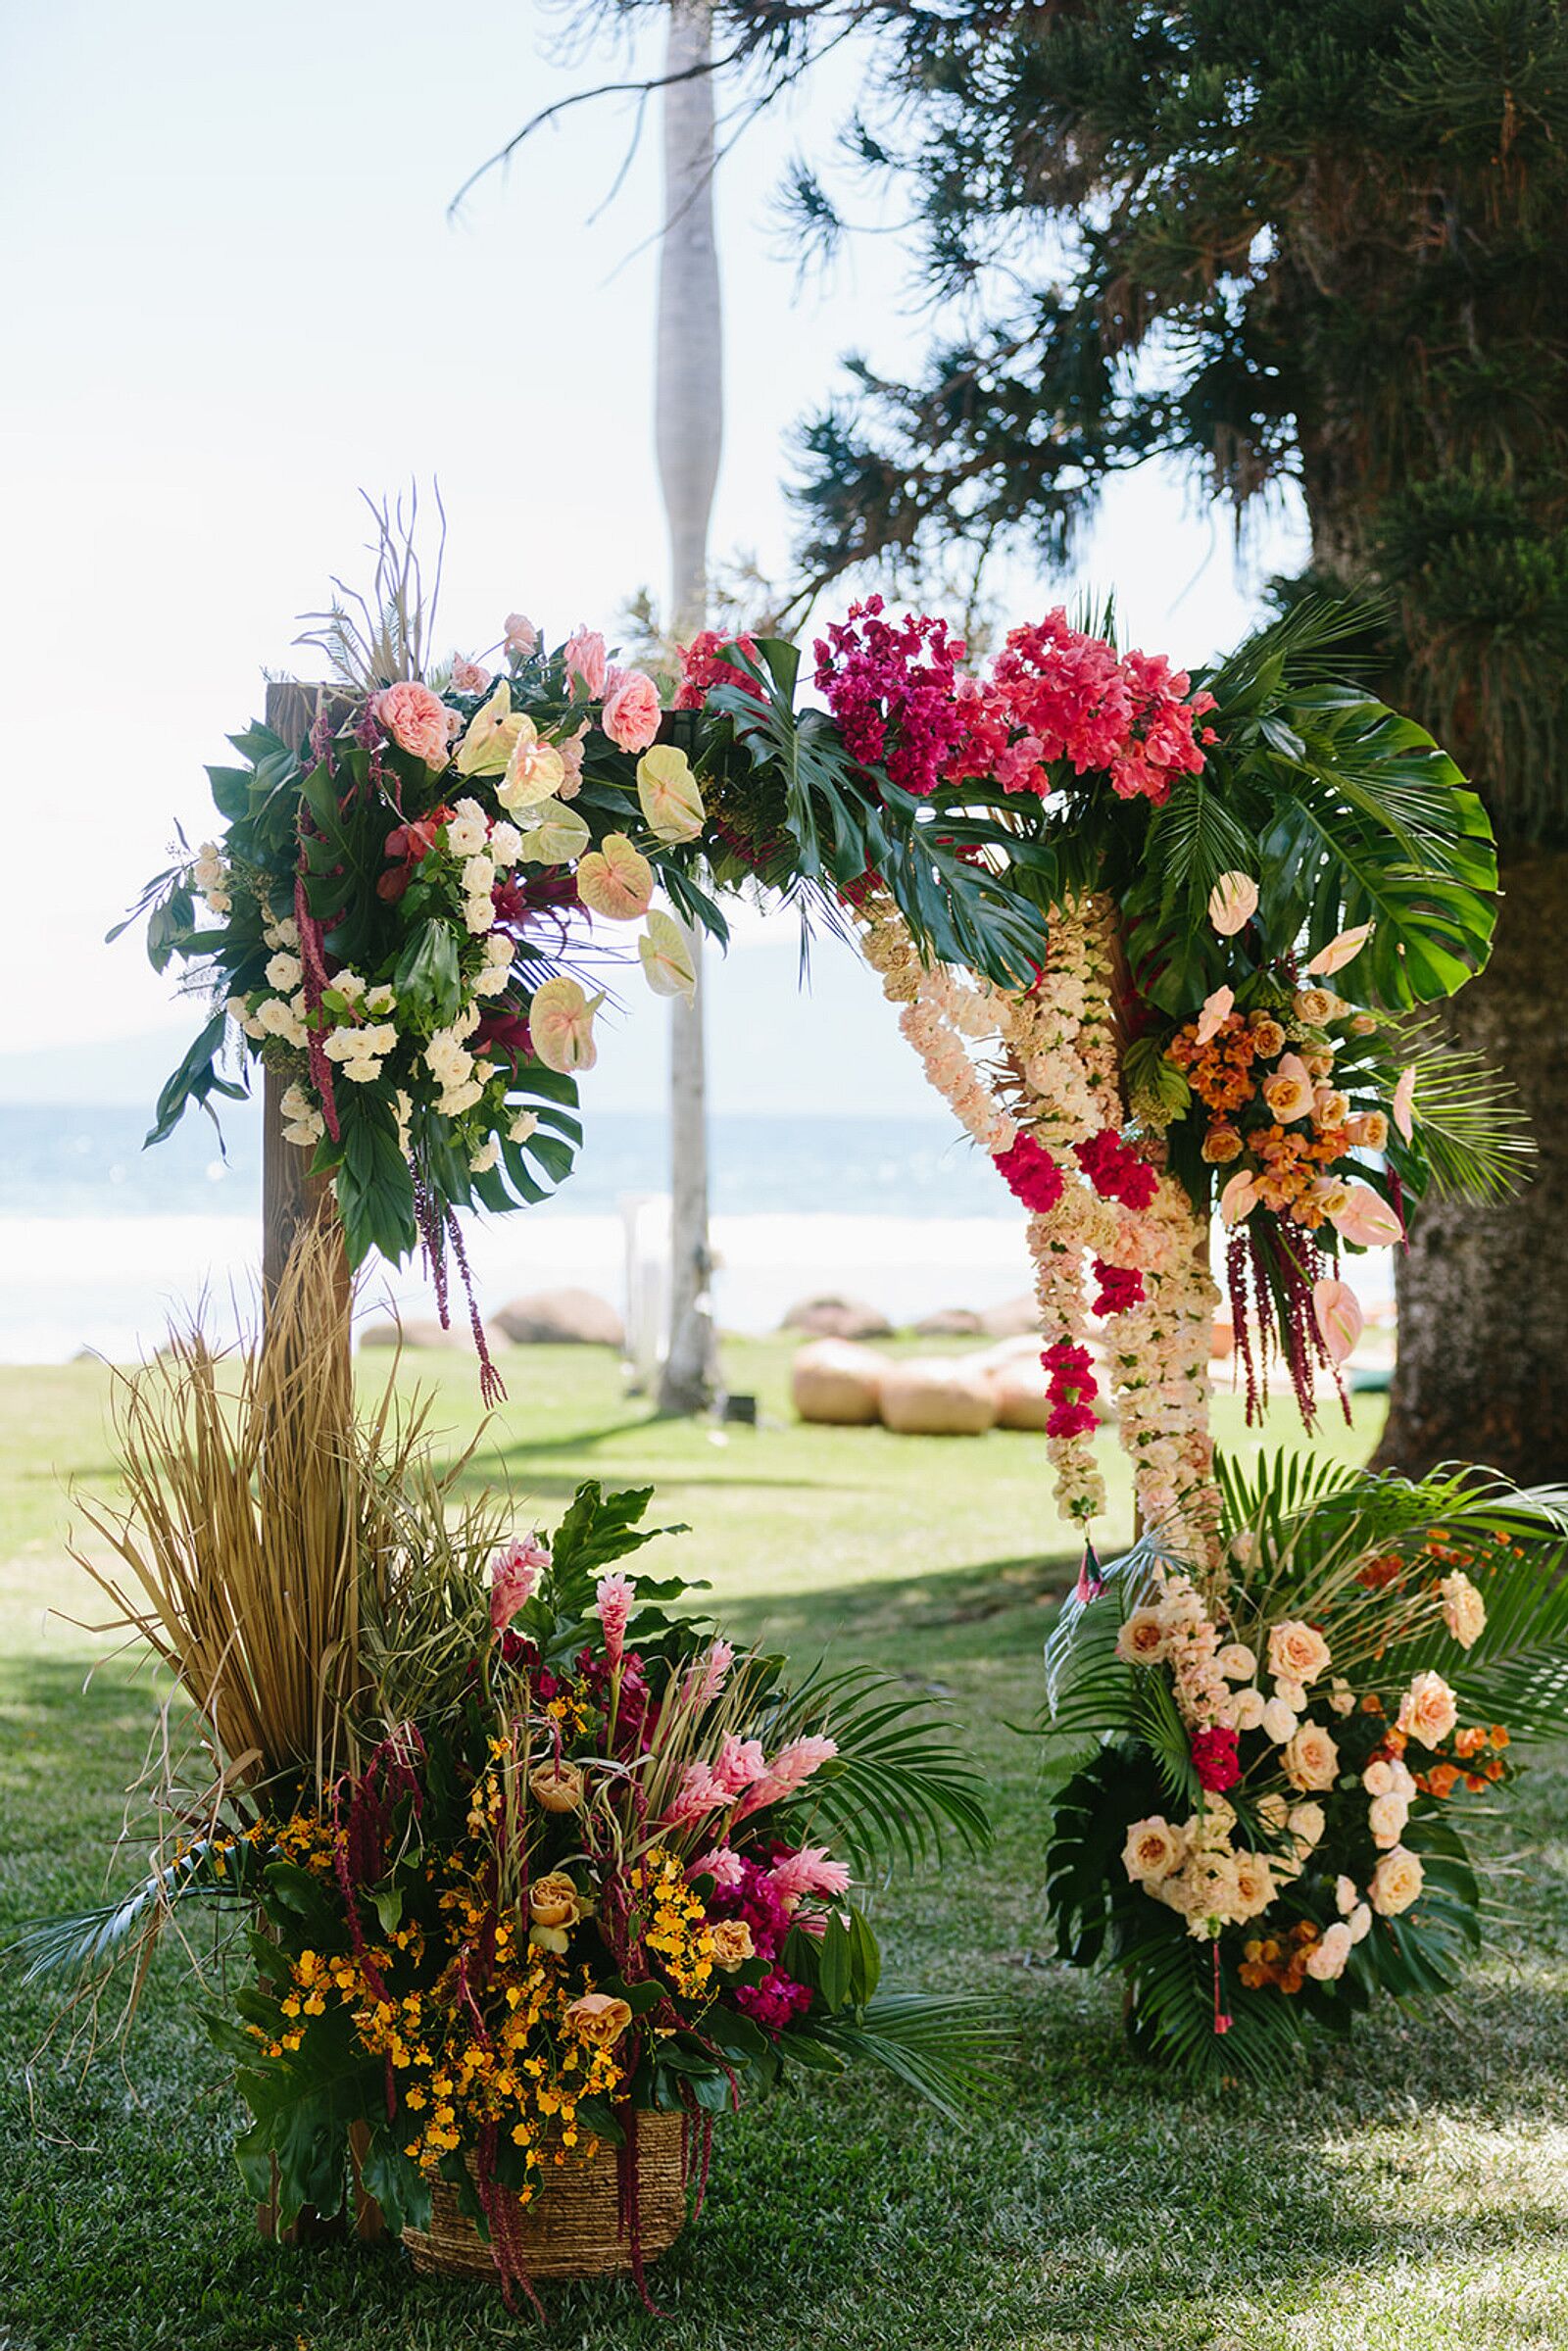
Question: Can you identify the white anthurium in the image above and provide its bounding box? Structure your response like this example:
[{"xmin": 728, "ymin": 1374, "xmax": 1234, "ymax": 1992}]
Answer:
[
  {"xmin": 497, "ymin": 717, "xmax": 566, "ymax": 811},
  {"xmin": 455, "ymin": 680, "xmax": 526, "ymax": 777},
  {"xmin": 1392, "ymin": 1066, "xmax": 1417, "ymax": 1141},
  {"xmin": 516, "ymin": 799, "xmax": 592, "ymax": 866},
  {"xmin": 636, "ymin": 743, "xmax": 706, "ymax": 843},
  {"xmin": 577, "ymin": 833, "xmax": 655, "ymax": 922},
  {"xmin": 638, "ymin": 908, "xmax": 698, "ymax": 1002},
  {"xmin": 527, "ymin": 977, "xmax": 602, "ymax": 1073}
]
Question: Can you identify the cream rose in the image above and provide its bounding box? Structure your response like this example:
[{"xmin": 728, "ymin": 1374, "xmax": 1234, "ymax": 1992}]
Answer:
[
  {"xmin": 1268, "ymin": 1621, "xmax": 1332, "ymax": 1691},
  {"xmin": 710, "ymin": 1919, "xmax": 755, "ymax": 1971},
  {"xmin": 1368, "ymin": 1791, "xmax": 1409, "ymax": 1849},
  {"xmin": 1335, "ymin": 1874, "xmax": 1359, "ymax": 1916},
  {"xmin": 1370, "ymin": 1845, "xmax": 1424, "ymax": 1917},
  {"xmin": 1396, "ymin": 1670, "xmax": 1459, "ymax": 1749},
  {"xmin": 564, "ymin": 1991, "xmax": 633, "ymax": 2048},
  {"xmin": 1283, "ymin": 1723, "xmax": 1340, "ymax": 1792},
  {"xmin": 1115, "ymin": 1607, "xmax": 1169, "ymax": 1666},
  {"xmin": 1293, "ymin": 986, "xmax": 1335, "ymax": 1025},
  {"xmin": 1304, "ymin": 1921, "xmax": 1353, "ymax": 1982},
  {"xmin": 1122, "ymin": 1816, "xmax": 1186, "ymax": 1885},
  {"xmin": 1440, "ymin": 1570, "xmax": 1486, "ymax": 1651},
  {"xmin": 529, "ymin": 1758, "xmax": 586, "ymax": 1814},
  {"xmin": 1348, "ymin": 1902, "xmax": 1373, "ymax": 1943},
  {"xmin": 1217, "ymin": 1643, "xmax": 1257, "ymax": 1683},
  {"xmin": 1287, "ymin": 1800, "xmax": 1327, "ymax": 1851},
  {"xmin": 1231, "ymin": 1850, "xmax": 1276, "ymax": 1919}
]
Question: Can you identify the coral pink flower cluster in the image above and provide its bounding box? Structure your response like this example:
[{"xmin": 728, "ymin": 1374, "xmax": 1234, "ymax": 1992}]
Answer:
[
  {"xmin": 674, "ymin": 630, "xmax": 766, "ymax": 710},
  {"xmin": 950, "ymin": 611, "xmax": 1218, "ymax": 804}
]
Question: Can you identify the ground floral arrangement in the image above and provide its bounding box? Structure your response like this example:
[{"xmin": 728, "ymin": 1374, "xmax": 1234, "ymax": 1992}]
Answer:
[
  {"xmin": 126, "ymin": 519, "xmax": 1522, "ymax": 1546},
  {"xmin": 18, "ymin": 1249, "xmax": 995, "ymax": 2304},
  {"xmin": 1041, "ymin": 1454, "xmax": 1568, "ymax": 2082}
]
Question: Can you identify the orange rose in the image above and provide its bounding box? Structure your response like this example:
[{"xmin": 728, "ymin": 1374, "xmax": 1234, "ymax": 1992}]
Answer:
[
  {"xmin": 564, "ymin": 1992, "xmax": 633, "ymax": 2048},
  {"xmin": 529, "ymin": 1759, "xmax": 586, "ymax": 1814}
]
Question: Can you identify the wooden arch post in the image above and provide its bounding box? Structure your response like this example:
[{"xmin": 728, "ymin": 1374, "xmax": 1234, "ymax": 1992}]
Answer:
[{"xmin": 254, "ymin": 681, "xmax": 378, "ymax": 2246}]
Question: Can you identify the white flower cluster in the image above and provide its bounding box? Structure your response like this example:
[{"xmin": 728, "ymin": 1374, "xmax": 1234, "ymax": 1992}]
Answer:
[
  {"xmin": 192, "ymin": 840, "xmax": 232, "ymax": 917},
  {"xmin": 424, "ymin": 1005, "xmax": 495, "ymax": 1119}
]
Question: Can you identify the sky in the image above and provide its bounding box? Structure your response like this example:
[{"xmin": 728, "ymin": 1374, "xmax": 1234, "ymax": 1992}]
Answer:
[{"xmin": 0, "ymin": 0, "xmax": 1308, "ymax": 1094}]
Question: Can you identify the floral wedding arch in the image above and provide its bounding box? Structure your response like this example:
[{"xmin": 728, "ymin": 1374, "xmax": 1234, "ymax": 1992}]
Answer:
[{"xmin": 132, "ymin": 562, "xmax": 1511, "ymax": 1568}]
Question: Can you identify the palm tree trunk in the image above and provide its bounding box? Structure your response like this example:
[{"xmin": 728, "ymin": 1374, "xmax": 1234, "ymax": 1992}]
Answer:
[{"xmin": 655, "ymin": 0, "xmax": 721, "ymax": 1415}]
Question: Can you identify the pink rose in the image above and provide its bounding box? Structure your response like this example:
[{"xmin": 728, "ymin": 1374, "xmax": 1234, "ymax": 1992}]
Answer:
[
  {"xmin": 503, "ymin": 612, "xmax": 538, "ymax": 657},
  {"xmin": 601, "ymin": 667, "xmax": 663, "ymax": 754},
  {"xmin": 563, "ymin": 626, "xmax": 609, "ymax": 699},
  {"xmin": 451, "ymin": 656, "xmax": 493, "ymax": 695},
  {"xmin": 373, "ymin": 680, "xmax": 453, "ymax": 769}
]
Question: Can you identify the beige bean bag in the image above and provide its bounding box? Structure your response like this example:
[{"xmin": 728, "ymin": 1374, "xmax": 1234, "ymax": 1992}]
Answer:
[
  {"xmin": 987, "ymin": 1356, "xmax": 1054, "ymax": 1432},
  {"xmin": 792, "ymin": 1339, "xmax": 889, "ymax": 1426},
  {"xmin": 878, "ymin": 1356, "xmax": 998, "ymax": 1437}
]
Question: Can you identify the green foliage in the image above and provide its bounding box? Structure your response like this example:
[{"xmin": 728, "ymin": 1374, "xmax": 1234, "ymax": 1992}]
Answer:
[{"xmin": 666, "ymin": 0, "xmax": 1568, "ymax": 841}]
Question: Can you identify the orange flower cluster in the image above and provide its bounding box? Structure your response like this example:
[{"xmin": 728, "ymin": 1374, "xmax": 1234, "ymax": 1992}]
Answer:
[
  {"xmin": 1412, "ymin": 1723, "xmax": 1510, "ymax": 1798},
  {"xmin": 1167, "ymin": 1011, "xmax": 1259, "ymax": 1114},
  {"xmin": 1248, "ymin": 1122, "xmax": 1348, "ymax": 1222},
  {"xmin": 1239, "ymin": 1919, "xmax": 1323, "ymax": 1994}
]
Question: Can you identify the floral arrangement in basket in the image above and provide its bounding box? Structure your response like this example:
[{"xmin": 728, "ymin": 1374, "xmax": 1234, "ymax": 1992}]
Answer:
[
  {"xmin": 15, "ymin": 1247, "xmax": 997, "ymax": 2305},
  {"xmin": 122, "ymin": 499, "xmax": 1522, "ymax": 1542},
  {"xmin": 1038, "ymin": 1452, "xmax": 1568, "ymax": 2082}
]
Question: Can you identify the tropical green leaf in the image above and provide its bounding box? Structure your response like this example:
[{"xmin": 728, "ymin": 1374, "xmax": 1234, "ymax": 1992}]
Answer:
[{"xmin": 807, "ymin": 1991, "xmax": 1009, "ymax": 2122}]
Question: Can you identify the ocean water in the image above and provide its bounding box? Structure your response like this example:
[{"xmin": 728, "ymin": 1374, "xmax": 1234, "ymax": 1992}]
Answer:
[{"xmin": 0, "ymin": 1102, "xmax": 1030, "ymax": 1361}]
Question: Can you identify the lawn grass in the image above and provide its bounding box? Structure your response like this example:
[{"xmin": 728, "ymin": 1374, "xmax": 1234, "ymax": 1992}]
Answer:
[{"xmin": 4, "ymin": 1347, "xmax": 1568, "ymax": 2350}]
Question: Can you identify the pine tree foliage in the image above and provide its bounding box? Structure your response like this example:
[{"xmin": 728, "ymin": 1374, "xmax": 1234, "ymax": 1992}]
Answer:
[{"xmin": 576, "ymin": 0, "xmax": 1568, "ymax": 844}]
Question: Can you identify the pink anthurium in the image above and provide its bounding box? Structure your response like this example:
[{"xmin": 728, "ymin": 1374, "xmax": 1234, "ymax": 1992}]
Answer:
[
  {"xmin": 1312, "ymin": 1276, "xmax": 1365, "ymax": 1364},
  {"xmin": 527, "ymin": 976, "xmax": 601, "ymax": 1074},
  {"xmin": 1306, "ymin": 922, "xmax": 1372, "ymax": 977},
  {"xmin": 576, "ymin": 833, "xmax": 654, "ymax": 923},
  {"xmin": 1207, "ymin": 871, "xmax": 1259, "ymax": 937},
  {"xmin": 1219, "ymin": 1170, "xmax": 1259, "ymax": 1226},
  {"xmin": 1391, "ymin": 1067, "xmax": 1417, "ymax": 1142},
  {"xmin": 1195, "ymin": 985, "xmax": 1234, "ymax": 1047},
  {"xmin": 1329, "ymin": 1181, "xmax": 1403, "ymax": 1249}
]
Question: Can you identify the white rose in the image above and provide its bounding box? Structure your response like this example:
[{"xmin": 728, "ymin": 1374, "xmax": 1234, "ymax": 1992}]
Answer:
[
  {"xmin": 509, "ymin": 1110, "xmax": 538, "ymax": 1145},
  {"xmin": 1275, "ymin": 1678, "xmax": 1307, "ymax": 1713},
  {"xmin": 1230, "ymin": 1687, "xmax": 1267, "ymax": 1733},
  {"xmin": 266, "ymin": 952, "xmax": 303, "ymax": 994},
  {"xmin": 490, "ymin": 821, "xmax": 523, "ymax": 867},
  {"xmin": 469, "ymin": 1138, "xmax": 501, "ymax": 1175},
  {"xmin": 1261, "ymin": 1696, "xmax": 1299, "ymax": 1744},
  {"xmin": 1368, "ymin": 1791, "xmax": 1409, "ymax": 1849}
]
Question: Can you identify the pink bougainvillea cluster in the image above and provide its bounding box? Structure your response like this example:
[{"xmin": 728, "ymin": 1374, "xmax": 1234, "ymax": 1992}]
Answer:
[
  {"xmin": 811, "ymin": 597, "xmax": 971, "ymax": 800},
  {"xmin": 811, "ymin": 598, "xmax": 1218, "ymax": 808}
]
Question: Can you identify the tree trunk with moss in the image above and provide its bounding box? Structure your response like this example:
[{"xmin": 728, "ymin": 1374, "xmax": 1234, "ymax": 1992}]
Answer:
[{"xmin": 1373, "ymin": 848, "xmax": 1568, "ymax": 1485}]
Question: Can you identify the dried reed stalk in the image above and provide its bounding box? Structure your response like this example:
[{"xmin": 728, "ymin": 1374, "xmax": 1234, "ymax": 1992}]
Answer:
[{"xmin": 73, "ymin": 1227, "xmax": 397, "ymax": 1801}]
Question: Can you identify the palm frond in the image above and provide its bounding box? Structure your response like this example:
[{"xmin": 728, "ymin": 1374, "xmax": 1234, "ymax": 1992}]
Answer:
[
  {"xmin": 770, "ymin": 1664, "xmax": 992, "ymax": 1871},
  {"xmin": 9, "ymin": 1838, "xmax": 248, "ymax": 1986},
  {"xmin": 810, "ymin": 1991, "xmax": 1010, "ymax": 2123},
  {"xmin": 1396, "ymin": 1029, "xmax": 1536, "ymax": 1202}
]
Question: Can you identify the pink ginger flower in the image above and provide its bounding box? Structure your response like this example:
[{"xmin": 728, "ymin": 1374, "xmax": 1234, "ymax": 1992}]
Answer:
[
  {"xmin": 490, "ymin": 1536, "xmax": 549, "ymax": 1632},
  {"xmin": 713, "ymin": 1735, "xmax": 767, "ymax": 1796},
  {"xmin": 591, "ymin": 1572, "xmax": 636, "ymax": 1671},
  {"xmin": 768, "ymin": 1844, "xmax": 853, "ymax": 1902},
  {"xmin": 690, "ymin": 1845, "xmax": 746, "ymax": 1888},
  {"xmin": 733, "ymin": 1735, "xmax": 838, "ymax": 1820},
  {"xmin": 662, "ymin": 1760, "xmax": 724, "ymax": 1827},
  {"xmin": 682, "ymin": 1639, "xmax": 735, "ymax": 1707}
]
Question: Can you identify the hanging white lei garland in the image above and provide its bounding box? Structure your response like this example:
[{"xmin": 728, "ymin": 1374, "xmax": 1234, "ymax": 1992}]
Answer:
[{"xmin": 858, "ymin": 890, "xmax": 1221, "ymax": 1568}]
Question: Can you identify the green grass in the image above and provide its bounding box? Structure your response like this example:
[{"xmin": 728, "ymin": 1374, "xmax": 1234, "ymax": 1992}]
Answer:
[{"xmin": 4, "ymin": 1347, "xmax": 1568, "ymax": 2350}]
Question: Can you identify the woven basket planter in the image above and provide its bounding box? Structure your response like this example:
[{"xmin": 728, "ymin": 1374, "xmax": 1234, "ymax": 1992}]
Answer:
[{"xmin": 402, "ymin": 2111, "xmax": 690, "ymax": 2282}]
